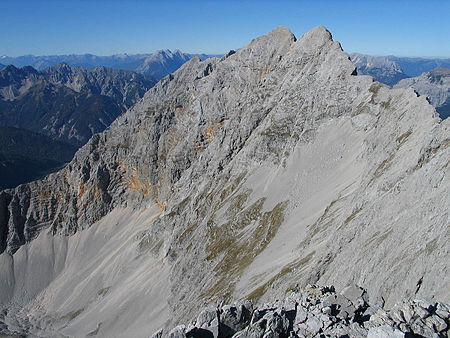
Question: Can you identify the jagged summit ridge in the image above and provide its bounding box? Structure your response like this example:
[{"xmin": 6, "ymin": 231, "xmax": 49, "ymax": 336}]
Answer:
[{"xmin": 0, "ymin": 26, "xmax": 448, "ymax": 336}]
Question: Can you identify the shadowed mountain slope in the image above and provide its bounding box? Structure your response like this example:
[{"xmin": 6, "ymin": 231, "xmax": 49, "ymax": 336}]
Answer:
[
  {"xmin": 0, "ymin": 126, "xmax": 77, "ymax": 189},
  {"xmin": 0, "ymin": 64, "xmax": 155, "ymax": 188}
]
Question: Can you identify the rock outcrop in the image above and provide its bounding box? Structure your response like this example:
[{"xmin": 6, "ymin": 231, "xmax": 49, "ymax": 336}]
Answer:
[
  {"xmin": 0, "ymin": 26, "xmax": 448, "ymax": 337},
  {"xmin": 153, "ymin": 285, "xmax": 449, "ymax": 338}
]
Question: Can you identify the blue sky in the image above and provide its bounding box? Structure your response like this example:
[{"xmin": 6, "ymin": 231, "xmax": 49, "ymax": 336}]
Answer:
[{"xmin": 1, "ymin": 0, "xmax": 449, "ymax": 57}]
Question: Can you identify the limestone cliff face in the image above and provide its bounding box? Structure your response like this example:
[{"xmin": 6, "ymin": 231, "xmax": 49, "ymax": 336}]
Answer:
[{"xmin": 0, "ymin": 26, "xmax": 448, "ymax": 336}]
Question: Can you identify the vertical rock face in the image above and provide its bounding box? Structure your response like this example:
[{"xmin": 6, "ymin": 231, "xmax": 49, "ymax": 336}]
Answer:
[{"xmin": 0, "ymin": 26, "xmax": 448, "ymax": 336}]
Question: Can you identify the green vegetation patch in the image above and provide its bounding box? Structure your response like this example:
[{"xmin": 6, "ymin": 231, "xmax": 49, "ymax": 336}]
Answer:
[
  {"xmin": 344, "ymin": 207, "xmax": 362, "ymax": 225},
  {"xmin": 247, "ymin": 251, "xmax": 315, "ymax": 302},
  {"xmin": 298, "ymin": 198, "xmax": 341, "ymax": 249},
  {"xmin": 425, "ymin": 237, "xmax": 439, "ymax": 255},
  {"xmin": 97, "ymin": 287, "xmax": 110, "ymax": 297},
  {"xmin": 203, "ymin": 199, "xmax": 289, "ymax": 301},
  {"xmin": 370, "ymin": 153, "xmax": 395, "ymax": 184},
  {"xmin": 87, "ymin": 322, "xmax": 102, "ymax": 336},
  {"xmin": 396, "ymin": 130, "xmax": 412, "ymax": 146},
  {"xmin": 60, "ymin": 307, "xmax": 84, "ymax": 322}
]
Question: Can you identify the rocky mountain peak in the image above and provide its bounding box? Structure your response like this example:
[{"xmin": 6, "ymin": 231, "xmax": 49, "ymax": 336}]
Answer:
[
  {"xmin": 2, "ymin": 64, "xmax": 18, "ymax": 73},
  {"xmin": 241, "ymin": 25, "xmax": 296, "ymax": 60},
  {"xmin": 50, "ymin": 62, "xmax": 72, "ymax": 72},
  {"xmin": 428, "ymin": 67, "xmax": 450, "ymax": 81},
  {"xmin": 298, "ymin": 25, "xmax": 332, "ymax": 46}
]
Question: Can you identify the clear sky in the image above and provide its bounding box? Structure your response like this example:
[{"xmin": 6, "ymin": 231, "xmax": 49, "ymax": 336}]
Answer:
[{"xmin": 1, "ymin": 0, "xmax": 449, "ymax": 58}]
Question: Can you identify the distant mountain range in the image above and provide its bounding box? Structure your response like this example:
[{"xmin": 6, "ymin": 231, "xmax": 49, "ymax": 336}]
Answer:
[
  {"xmin": 0, "ymin": 64, "xmax": 155, "ymax": 146},
  {"xmin": 0, "ymin": 63, "xmax": 155, "ymax": 188},
  {"xmin": 349, "ymin": 53, "xmax": 409, "ymax": 85},
  {"xmin": 1, "ymin": 50, "xmax": 218, "ymax": 81},
  {"xmin": 389, "ymin": 56, "xmax": 450, "ymax": 77},
  {"xmin": 350, "ymin": 53, "xmax": 450, "ymax": 84},
  {"xmin": 350, "ymin": 53, "xmax": 450, "ymax": 119}
]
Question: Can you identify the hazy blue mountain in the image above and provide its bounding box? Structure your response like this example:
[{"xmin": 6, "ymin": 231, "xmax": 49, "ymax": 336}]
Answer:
[
  {"xmin": 135, "ymin": 49, "xmax": 191, "ymax": 79},
  {"xmin": 350, "ymin": 53, "xmax": 409, "ymax": 85},
  {"xmin": 0, "ymin": 63, "xmax": 155, "ymax": 146},
  {"xmin": 0, "ymin": 64, "xmax": 4, "ymax": 69},
  {"xmin": 40, "ymin": 63, "xmax": 156, "ymax": 107},
  {"xmin": 0, "ymin": 63, "xmax": 155, "ymax": 106},
  {"xmin": 390, "ymin": 56, "xmax": 450, "ymax": 77},
  {"xmin": 350, "ymin": 53, "xmax": 450, "ymax": 84},
  {"xmin": 1, "ymin": 50, "xmax": 219, "ymax": 81}
]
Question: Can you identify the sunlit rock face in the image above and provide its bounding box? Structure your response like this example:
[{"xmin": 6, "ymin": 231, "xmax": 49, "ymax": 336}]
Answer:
[
  {"xmin": 0, "ymin": 26, "xmax": 448, "ymax": 337},
  {"xmin": 394, "ymin": 67, "xmax": 450, "ymax": 119}
]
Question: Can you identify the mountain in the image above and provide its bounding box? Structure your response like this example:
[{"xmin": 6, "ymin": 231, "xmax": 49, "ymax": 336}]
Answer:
[
  {"xmin": 350, "ymin": 54, "xmax": 450, "ymax": 118},
  {"xmin": 0, "ymin": 63, "xmax": 155, "ymax": 107},
  {"xmin": 0, "ymin": 81, "xmax": 124, "ymax": 146},
  {"xmin": 394, "ymin": 67, "xmax": 450, "ymax": 119},
  {"xmin": 390, "ymin": 56, "xmax": 450, "ymax": 77},
  {"xmin": 0, "ymin": 64, "xmax": 4, "ymax": 69},
  {"xmin": 135, "ymin": 50, "xmax": 191, "ymax": 79},
  {"xmin": 0, "ymin": 63, "xmax": 154, "ymax": 147},
  {"xmin": 1, "ymin": 50, "xmax": 219, "ymax": 81},
  {"xmin": 0, "ymin": 126, "xmax": 77, "ymax": 189},
  {"xmin": 350, "ymin": 53, "xmax": 409, "ymax": 85},
  {"xmin": 0, "ymin": 26, "xmax": 448, "ymax": 337},
  {"xmin": 350, "ymin": 53, "xmax": 450, "ymax": 84},
  {"xmin": 0, "ymin": 64, "xmax": 155, "ymax": 188}
]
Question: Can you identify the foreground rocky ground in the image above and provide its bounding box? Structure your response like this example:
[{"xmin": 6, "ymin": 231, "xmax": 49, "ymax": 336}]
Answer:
[{"xmin": 155, "ymin": 285, "xmax": 449, "ymax": 338}]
